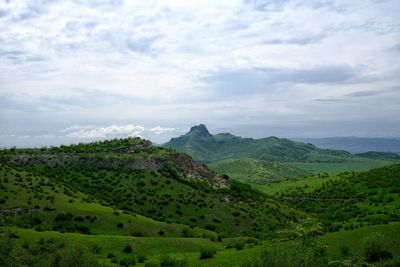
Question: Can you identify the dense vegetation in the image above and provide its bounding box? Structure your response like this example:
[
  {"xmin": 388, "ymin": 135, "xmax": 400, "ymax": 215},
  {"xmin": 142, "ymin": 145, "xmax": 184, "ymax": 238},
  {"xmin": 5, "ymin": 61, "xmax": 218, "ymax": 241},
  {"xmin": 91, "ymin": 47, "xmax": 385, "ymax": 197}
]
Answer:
[
  {"xmin": 275, "ymin": 164, "xmax": 400, "ymax": 232},
  {"xmin": 209, "ymin": 158, "xmax": 310, "ymax": 184},
  {"xmin": 0, "ymin": 138, "xmax": 300, "ymax": 237},
  {"xmin": 1, "ymin": 136, "xmax": 399, "ymax": 266}
]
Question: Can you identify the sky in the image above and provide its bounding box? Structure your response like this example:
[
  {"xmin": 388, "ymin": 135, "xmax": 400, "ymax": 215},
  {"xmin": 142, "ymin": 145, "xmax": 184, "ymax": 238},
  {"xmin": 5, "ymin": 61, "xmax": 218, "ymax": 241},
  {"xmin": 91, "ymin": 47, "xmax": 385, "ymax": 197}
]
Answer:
[{"xmin": 0, "ymin": 0, "xmax": 399, "ymax": 147}]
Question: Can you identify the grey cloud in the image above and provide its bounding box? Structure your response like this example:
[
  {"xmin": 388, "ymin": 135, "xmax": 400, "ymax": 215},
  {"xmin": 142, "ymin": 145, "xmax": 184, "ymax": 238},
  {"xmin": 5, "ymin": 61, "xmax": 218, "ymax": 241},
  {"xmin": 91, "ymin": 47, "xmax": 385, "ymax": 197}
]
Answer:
[
  {"xmin": 262, "ymin": 34, "xmax": 326, "ymax": 46},
  {"xmin": 126, "ymin": 36, "xmax": 159, "ymax": 53},
  {"xmin": 313, "ymin": 86, "xmax": 400, "ymax": 102},
  {"xmin": 0, "ymin": 88, "xmax": 156, "ymax": 114},
  {"xmin": 0, "ymin": 50, "xmax": 46, "ymax": 64},
  {"xmin": 246, "ymin": 0, "xmax": 288, "ymax": 12},
  {"xmin": 0, "ymin": 9, "xmax": 8, "ymax": 18},
  {"xmin": 203, "ymin": 66, "xmax": 357, "ymax": 96}
]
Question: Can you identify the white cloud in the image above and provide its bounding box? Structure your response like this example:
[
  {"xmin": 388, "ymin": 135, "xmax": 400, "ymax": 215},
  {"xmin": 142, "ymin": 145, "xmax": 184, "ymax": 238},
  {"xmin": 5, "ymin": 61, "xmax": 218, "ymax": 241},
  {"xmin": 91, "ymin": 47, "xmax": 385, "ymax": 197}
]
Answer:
[
  {"xmin": 149, "ymin": 126, "xmax": 176, "ymax": 134},
  {"xmin": 64, "ymin": 125, "xmax": 145, "ymax": 138},
  {"xmin": 0, "ymin": 0, "xmax": 399, "ymax": 146}
]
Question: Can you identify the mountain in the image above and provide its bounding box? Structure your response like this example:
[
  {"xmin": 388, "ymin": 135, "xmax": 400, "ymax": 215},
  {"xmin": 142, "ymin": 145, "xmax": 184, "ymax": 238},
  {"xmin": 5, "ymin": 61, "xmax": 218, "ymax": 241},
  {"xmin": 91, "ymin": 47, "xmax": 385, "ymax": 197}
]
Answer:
[
  {"xmin": 292, "ymin": 137, "xmax": 400, "ymax": 154},
  {"xmin": 355, "ymin": 151, "xmax": 400, "ymax": 161},
  {"xmin": 0, "ymin": 137, "xmax": 301, "ymax": 237},
  {"xmin": 164, "ymin": 124, "xmax": 355, "ymax": 164},
  {"xmin": 209, "ymin": 158, "xmax": 311, "ymax": 185}
]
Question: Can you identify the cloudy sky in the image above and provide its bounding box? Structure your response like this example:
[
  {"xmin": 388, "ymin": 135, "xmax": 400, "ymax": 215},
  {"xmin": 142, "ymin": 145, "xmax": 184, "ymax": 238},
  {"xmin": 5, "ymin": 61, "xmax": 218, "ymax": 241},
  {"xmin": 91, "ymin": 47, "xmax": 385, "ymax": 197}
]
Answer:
[{"xmin": 0, "ymin": 0, "xmax": 399, "ymax": 147}]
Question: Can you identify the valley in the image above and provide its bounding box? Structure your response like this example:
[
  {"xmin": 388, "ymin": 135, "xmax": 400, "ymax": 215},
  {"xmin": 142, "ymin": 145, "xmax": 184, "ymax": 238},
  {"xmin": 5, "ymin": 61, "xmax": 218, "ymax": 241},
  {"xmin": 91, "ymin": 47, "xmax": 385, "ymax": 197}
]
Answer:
[{"xmin": 1, "ymin": 128, "xmax": 400, "ymax": 266}]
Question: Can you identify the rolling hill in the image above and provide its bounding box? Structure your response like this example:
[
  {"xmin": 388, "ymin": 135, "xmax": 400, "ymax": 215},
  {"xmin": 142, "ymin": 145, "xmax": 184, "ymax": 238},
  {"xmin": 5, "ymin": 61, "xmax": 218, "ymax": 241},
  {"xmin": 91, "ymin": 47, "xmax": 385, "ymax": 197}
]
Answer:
[
  {"xmin": 275, "ymin": 164, "xmax": 400, "ymax": 231},
  {"xmin": 0, "ymin": 137, "xmax": 301, "ymax": 238},
  {"xmin": 208, "ymin": 158, "xmax": 311, "ymax": 185}
]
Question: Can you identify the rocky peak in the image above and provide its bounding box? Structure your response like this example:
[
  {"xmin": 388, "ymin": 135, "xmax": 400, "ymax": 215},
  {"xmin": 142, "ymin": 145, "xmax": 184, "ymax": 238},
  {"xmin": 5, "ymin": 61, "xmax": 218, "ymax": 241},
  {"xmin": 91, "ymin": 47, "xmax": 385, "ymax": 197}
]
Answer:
[{"xmin": 189, "ymin": 124, "xmax": 211, "ymax": 136}]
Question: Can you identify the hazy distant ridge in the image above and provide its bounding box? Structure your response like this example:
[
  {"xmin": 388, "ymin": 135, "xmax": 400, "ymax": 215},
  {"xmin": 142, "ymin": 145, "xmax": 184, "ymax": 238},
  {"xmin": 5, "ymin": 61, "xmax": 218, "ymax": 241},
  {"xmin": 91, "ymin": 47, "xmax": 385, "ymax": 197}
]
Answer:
[{"xmin": 292, "ymin": 137, "xmax": 400, "ymax": 154}]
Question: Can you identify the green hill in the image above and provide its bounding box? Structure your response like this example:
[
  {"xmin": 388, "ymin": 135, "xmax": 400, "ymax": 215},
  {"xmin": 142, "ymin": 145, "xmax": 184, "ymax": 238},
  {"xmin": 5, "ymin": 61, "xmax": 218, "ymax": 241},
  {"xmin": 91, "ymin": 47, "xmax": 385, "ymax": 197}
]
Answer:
[
  {"xmin": 0, "ymin": 138, "xmax": 301, "ymax": 238},
  {"xmin": 164, "ymin": 125, "xmax": 354, "ymax": 164},
  {"xmin": 277, "ymin": 164, "xmax": 400, "ymax": 231},
  {"xmin": 209, "ymin": 158, "xmax": 311, "ymax": 185},
  {"xmin": 164, "ymin": 125, "xmax": 396, "ymax": 183},
  {"xmin": 0, "ymin": 164, "xmax": 214, "ymax": 238},
  {"xmin": 355, "ymin": 151, "xmax": 400, "ymax": 161}
]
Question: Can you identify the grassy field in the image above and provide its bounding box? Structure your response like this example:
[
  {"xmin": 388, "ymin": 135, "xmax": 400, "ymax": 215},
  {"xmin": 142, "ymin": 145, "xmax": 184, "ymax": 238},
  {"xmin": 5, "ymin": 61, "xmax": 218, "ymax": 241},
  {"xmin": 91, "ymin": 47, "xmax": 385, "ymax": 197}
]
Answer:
[
  {"xmin": 209, "ymin": 158, "xmax": 311, "ymax": 184},
  {"xmin": 3, "ymin": 222, "xmax": 400, "ymax": 266},
  {"xmin": 288, "ymin": 158, "xmax": 392, "ymax": 173},
  {"xmin": 1, "ymin": 227, "xmax": 266, "ymax": 267},
  {"xmin": 322, "ymin": 222, "xmax": 400, "ymax": 258},
  {"xmin": 255, "ymin": 173, "xmax": 339, "ymax": 195}
]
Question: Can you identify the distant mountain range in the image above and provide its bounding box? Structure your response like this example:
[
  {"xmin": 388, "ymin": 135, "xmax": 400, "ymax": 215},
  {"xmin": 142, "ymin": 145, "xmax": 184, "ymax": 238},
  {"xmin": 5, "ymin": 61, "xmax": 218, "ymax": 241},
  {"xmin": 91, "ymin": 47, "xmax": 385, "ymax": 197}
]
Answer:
[
  {"xmin": 164, "ymin": 125, "xmax": 398, "ymax": 182},
  {"xmin": 164, "ymin": 124, "xmax": 358, "ymax": 164},
  {"xmin": 292, "ymin": 137, "xmax": 400, "ymax": 154}
]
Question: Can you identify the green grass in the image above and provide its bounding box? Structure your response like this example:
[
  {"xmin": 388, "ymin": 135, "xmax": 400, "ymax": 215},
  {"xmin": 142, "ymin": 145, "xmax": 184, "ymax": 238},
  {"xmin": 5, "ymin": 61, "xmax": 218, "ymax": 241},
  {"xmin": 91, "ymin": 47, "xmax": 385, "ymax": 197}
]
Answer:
[
  {"xmin": 209, "ymin": 158, "xmax": 311, "ymax": 185},
  {"xmin": 255, "ymin": 173, "xmax": 339, "ymax": 195},
  {"xmin": 0, "ymin": 165, "xmax": 215, "ymax": 238},
  {"xmin": 322, "ymin": 222, "xmax": 400, "ymax": 258},
  {"xmin": 289, "ymin": 159, "xmax": 392, "ymax": 173},
  {"xmin": 273, "ymin": 164, "xmax": 400, "ymax": 230},
  {"xmin": 1, "ymin": 227, "xmax": 266, "ymax": 267},
  {"xmin": 0, "ymin": 138, "xmax": 302, "ymax": 237}
]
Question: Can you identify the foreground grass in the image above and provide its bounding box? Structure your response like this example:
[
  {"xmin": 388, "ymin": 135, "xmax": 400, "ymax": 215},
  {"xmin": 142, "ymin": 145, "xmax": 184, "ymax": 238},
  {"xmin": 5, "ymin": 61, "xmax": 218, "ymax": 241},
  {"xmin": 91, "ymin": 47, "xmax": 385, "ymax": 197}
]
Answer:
[
  {"xmin": 2, "ymin": 222, "xmax": 400, "ymax": 266},
  {"xmin": 322, "ymin": 222, "xmax": 400, "ymax": 258}
]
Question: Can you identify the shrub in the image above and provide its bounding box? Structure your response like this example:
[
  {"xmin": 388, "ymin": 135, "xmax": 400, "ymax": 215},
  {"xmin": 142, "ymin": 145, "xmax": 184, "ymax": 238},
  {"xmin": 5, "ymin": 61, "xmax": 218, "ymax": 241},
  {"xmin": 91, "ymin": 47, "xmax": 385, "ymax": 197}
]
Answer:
[
  {"xmin": 145, "ymin": 261, "xmax": 160, "ymax": 267},
  {"xmin": 123, "ymin": 243, "xmax": 133, "ymax": 253},
  {"xmin": 363, "ymin": 233, "xmax": 392, "ymax": 262},
  {"xmin": 159, "ymin": 255, "xmax": 188, "ymax": 266},
  {"xmin": 138, "ymin": 255, "xmax": 146, "ymax": 263},
  {"xmin": 107, "ymin": 253, "xmax": 115, "ymax": 258},
  {"xmin": 340, "ymin": 245, "xmax": 350, "ymax": 257},
  {"xmin": 199, "ymin": 248, "xmax": 216, "ymax": 259},
  {"xmin": 235, "ymin": 241, "xmax": 245, "ymax": 250},
  {"xmin": 119, "ymin": 257, "xmax": 136, "ymax": 266}
]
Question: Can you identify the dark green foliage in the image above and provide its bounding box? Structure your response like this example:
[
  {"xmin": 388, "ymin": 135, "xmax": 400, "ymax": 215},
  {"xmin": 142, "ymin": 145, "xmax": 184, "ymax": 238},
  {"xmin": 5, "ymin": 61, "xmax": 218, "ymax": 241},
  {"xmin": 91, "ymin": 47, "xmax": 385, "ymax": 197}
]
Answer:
[
  {"xmin": 0, "ymin": 234, "xmax": 101, "ymax": 267},
  {"xmin": 199, "ymin": 247, "xmax": 216, "ymax": 259},
  {"xmin": 0, "ymin": 139, "xmax": 300, "ymax": 237},
  {"xmin": 123, "ymin": 243, "xmax": 133, "ymax": 253},
  {"xmin": 235, "ymin": 241, "xmax": 245, "ymax": 250},
  {"xmin": 145, "ymin": 261, "xmax": 160, "ymax": 267},
  {"xmin": 281, "ymin": 164, "xmax": 400, "ymax": 228},
  {"xmin": 119, "ymin": 256, "xmax": 137, "ymax": 266},
  {"xmin": 159, "ymin": 255, "xmax": 188, "ymax": 267},
  {"xmin": 363, "ymin": 233, "xmax": 393, "ymax": 262}
]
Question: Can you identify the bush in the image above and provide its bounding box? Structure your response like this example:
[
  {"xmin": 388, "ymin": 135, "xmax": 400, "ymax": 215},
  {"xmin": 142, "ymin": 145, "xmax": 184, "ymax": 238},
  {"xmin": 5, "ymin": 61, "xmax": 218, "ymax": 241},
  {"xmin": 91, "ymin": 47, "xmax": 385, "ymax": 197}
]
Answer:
[
  {"xmin": 363, "ymin": 233, "xmax": 392, "ymax": 262},
  {"xmin": 159, "ymin": 255, "xmax": 188, "ymax": 266},
  {"xmin": 199, "ymin": 248, "xmax": 216, "ymax": 259},
  {"xmin": 340, "ymin": 245, "xmax": 350, "ymax": 257},
  {"xmin": 123, "ymin": 243, "xmax": 133, "ymax": 253},
  {"xmin": 145, "ymin": 261, "xmax": 160, "ymax": 267},
  {"xmin": 138, "ymin": 255, "xmax": 146, "ymax": 263},
  {"xmin": 234, "ymin": 241, "xmax": 245, "ymax": 250},
  {"xmin": 119, "ymin": 257, "xmax": 136, "ymax": 266}
]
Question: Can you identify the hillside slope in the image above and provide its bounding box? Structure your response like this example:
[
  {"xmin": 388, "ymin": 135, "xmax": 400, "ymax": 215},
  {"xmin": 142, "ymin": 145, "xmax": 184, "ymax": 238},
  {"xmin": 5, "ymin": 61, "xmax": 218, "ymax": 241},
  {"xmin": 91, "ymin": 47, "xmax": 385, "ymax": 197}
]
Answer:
[
  {"xmin": 278, "ymin": 164, "xmax": 400, "ymax": 231},
  {"xmin": 209, "ymin": 158, "xmax": 311, "ymax": 185},
  {"xmin": 0, "ymin": 138, "xmax": 301, "ymax": 237},
  {"xmin": 165, "ymin": 125, "xmax": 354, "ymax": 164},
  {"xmin": 0, "ymin": 164, "xmax": 216, "ymax": 238}
]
